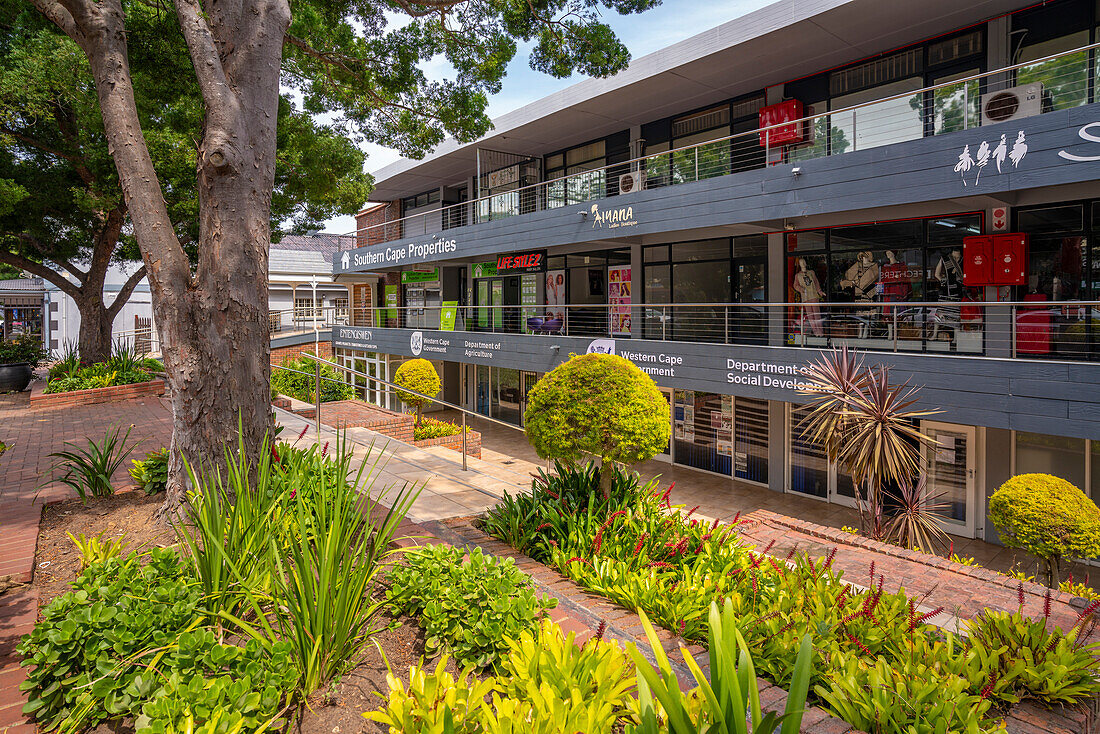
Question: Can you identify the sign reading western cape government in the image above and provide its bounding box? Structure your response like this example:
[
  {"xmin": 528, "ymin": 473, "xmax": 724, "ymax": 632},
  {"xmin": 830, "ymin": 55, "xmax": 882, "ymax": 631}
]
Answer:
[{"xmin": 333, "ymin": 325, "xmax": 815, "ymax": 401}]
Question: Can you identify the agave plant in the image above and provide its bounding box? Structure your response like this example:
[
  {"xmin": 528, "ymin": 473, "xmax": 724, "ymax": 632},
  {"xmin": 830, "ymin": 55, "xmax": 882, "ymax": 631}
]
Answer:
[{"xmin": 799, "ymin": 347, "xmax": 940, "ymax": 541}]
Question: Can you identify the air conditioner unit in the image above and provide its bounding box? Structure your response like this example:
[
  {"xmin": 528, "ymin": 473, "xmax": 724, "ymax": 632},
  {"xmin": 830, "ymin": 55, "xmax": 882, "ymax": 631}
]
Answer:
[
  {"xmin": 618, "ymin": 170, "xmax": 646, "ymax": 195},
  {"xmin": 981, "ymin": 83, "xmax": 1043, "ymax": 126}
]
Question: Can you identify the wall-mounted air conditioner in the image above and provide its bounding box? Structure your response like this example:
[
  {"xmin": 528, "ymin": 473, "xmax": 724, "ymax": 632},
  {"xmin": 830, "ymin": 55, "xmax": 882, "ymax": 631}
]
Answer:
[
  {"xmin": 618, "ymin": 170, "xmax": 646, "ymax": 195},
  {"xmin": 981, "ymin": 83, "xmax": 1043, "ymax": 126}
]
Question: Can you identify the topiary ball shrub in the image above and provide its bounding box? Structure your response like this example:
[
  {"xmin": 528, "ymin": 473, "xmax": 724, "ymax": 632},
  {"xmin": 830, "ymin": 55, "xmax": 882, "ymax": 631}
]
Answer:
[
  {"xmin": 988, "ymin": 473, "xmax": 1100, "ymax": 587},
  {"xmin": 523, "ymin": 352, "xmax": 670, "ymax": 499},
  {"xmin": 393, "ymin": 358, "xmax": 441, "ymax": 426}
]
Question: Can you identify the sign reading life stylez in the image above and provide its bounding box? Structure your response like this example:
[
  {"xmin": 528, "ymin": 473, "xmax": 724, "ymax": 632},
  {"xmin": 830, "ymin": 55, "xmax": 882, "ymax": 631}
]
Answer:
[{"xmin": 496, "ymin": 250, "xmax": 546, "ymax": 274}]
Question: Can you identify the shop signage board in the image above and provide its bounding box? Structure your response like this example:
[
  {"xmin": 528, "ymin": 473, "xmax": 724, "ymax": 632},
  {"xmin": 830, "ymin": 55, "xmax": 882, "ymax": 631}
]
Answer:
[
  {"xmin": 496, "ymin": 250, "xmax": 546, "ymax": 274},
  {"xmin": 383, "ymin": 286, "xmax": 399, "ymax": 319},
  {"xmin": 472, "ymin": 262, "xmax": 498, "ymax": 279},
  {"xmin": 400, "ymin": 268, "xmax": 441, "ymax": 284}
]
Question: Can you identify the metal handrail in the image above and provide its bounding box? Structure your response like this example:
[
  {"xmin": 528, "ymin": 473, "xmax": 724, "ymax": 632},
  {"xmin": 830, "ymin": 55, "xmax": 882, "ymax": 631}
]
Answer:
[
  {"xmin": 271, "ymin": 352, "xmax": 529, "ymax": 471},
  {"xmin": 347, "ymin": 39, "xmax": 1100, "ymax": 244}
]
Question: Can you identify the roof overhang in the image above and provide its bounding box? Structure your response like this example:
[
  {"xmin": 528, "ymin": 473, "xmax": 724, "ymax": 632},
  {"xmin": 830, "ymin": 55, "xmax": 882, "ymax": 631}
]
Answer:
[{"xmin": 368, "ymin": 0, "xmax": 1029, "ymax": 202}]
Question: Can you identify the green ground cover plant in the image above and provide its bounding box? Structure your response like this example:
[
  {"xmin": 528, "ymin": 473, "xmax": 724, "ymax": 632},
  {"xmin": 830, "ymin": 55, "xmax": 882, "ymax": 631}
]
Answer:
[
  {"xmin": 19, "ymin": 432, "xmax": 418, "ymax": 732},
  {"xmin": 411, "ymin": 416, "xmax": 466, "ymax": 441},
  {"xmin": 386, "ymin": 544, "xmax": 557, "ymax": 670},
  {"xmin": 129, "ymin": 447, "xmax": 169, "ymax": 495},
  {"xmin": 270, "ymin": 355, "xmax": 355, "ymax": 403},
  {"xmin": 482, "ymin": 464, "xmax": 1100, "ymax": 734}
]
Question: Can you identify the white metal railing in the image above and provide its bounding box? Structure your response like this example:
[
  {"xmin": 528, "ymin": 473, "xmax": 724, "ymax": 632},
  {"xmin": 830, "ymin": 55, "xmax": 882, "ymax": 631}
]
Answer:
[
  {"xmin": 348, "ymin": 41, "xmax": 1100, "ymax": 245},
  {"xmin": 337, "ymin": 301, "xmax": 1100, "ymax": 361}
]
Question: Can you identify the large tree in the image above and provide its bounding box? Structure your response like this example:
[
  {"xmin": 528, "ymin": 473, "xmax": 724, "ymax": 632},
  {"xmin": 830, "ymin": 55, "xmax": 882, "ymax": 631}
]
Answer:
[
  {"xmin": 23, "ymin": 0, "xmax": 658, "ymax": 515},
  {"xmin": 0, "ymin": 4, "xmax": 370, "ymax": 363}
]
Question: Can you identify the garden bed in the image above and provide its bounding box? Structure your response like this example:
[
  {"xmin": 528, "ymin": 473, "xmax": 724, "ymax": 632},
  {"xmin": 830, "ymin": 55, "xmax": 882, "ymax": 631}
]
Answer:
[
  {"xmin": 30, "ymin": 377, "xmax": 164, "ymax": 407},
  {"xmin": 294, "ymin": 400, "xmax": 482, "ymax": 458}
]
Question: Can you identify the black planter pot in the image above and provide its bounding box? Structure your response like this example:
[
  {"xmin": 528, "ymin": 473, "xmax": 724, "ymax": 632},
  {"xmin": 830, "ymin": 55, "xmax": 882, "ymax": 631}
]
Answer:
[{"xmin": 0, "ymin": 363, "xmax": 33, "ymax": 392}]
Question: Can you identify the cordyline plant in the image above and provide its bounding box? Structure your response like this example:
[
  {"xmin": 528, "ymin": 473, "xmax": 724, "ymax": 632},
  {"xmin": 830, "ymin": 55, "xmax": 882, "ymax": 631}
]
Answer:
[{"xmin": 798, "ymin": 347, "xmax": 943, "ymax": 548}]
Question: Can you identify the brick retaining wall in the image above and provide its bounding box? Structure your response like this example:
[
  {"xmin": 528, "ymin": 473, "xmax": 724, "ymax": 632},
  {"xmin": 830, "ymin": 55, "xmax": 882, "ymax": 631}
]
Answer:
[
  {"xmin": 29, "ymin": 378, "xmax": 165, "ymax": 408},
  {"xmin": 270, "ymin": 341, "xmax": 332, "ymax": 362}
]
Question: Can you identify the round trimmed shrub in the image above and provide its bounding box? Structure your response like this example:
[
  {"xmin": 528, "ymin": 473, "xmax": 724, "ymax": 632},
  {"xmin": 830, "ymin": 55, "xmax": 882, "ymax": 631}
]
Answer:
[
  {"xmin": 393, "ymin": 358, "xmax": 440, "ymax": 426},
  {"xmin": 988, "ymin": 473, "xmax": 1100, "ymax": 587},
  {"xmin": 523, "ymin": 353, "xmax": 670, "ymax": 498}
]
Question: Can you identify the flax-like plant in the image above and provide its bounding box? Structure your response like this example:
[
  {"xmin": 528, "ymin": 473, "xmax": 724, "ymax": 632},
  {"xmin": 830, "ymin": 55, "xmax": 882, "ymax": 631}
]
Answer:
[
  {"xmin": 799, "ymin": 348, "xmax": 939, "ymax": 541},
  {"xmin": 176, "ymin": 431, "xmax": 285, "ymax": 618},
  {"xmin": 47, "ymin": 424, "xmax": 139, "ymax": 503},
  {"xmin": 884, "ymin": 475, "xmax": 950, "ymax": 552},
  {"xmin": 629, "ymin": 599, "xmax": 813, "ymax": 734}
]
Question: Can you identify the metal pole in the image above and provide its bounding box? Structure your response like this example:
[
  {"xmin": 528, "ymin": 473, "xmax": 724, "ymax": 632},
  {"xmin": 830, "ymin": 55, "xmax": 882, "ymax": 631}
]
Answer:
[
  {"xmin": 963, "ymin": 83, "xmax": 969, "ymax": 131},
  {"xmin": 314, "ymin": 359, "xmax": 322, "ymax": 443},
  {"xmin": 461, "ymin": 411, "xmax": 468, "ymax": 471}
]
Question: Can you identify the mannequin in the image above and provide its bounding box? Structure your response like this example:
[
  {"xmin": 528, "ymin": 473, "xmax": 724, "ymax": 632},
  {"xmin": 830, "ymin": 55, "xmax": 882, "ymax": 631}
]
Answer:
[
  {"xmin": 880, "ymin": 250, "xmax": 911, "ymax": 340},
  {"xmin": 931, "ymin": 249, "xmax": 964, "ymax": 342},
  {"xmin": 840, "ymin": 251, "xmax": 880, "ymax": 339},
  {"xmin": 792, "ymin": 258, "xmax": 824, "ymax": 337}
]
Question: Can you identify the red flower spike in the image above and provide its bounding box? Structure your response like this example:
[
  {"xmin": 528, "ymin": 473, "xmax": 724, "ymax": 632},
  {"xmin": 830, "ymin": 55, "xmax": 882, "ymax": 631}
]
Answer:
[
  {"xmin": 686, "ymin": 505, "xmax": 700, "ymax": 518},
  {"xmin": 823, "ymin": 547, "xmax": 838, "ymax": 570},
  {"xmin": 761, "ymin": 539, "xmax": 776, "ymax": 555},
  {"xmin": 593, "ymin": 530, "xmax": 603, "ymax": 553},
  {"xmin": 321, "ymin": 441, "xmax": 329, "ymax": 457},
  {"xmin": 869, "ymin": 560, "xmax": 876, "ymax": 581},
  {"xmin": 535, "ymin": 523, "xmax": 551, "ymax": 531},
  {"xmin": 847, "ymin": 634, "xmax": 872, "ymax": 656},
  {"xmin": 566, "ymin": 557, "xmax": 586, "ymax": 566},
  {"xmin": 731, "ymin": 511, "xmax": 741, "ymax": 524},
  {"xmin": 593, "ymin": 621, "xmax": 607, "ymax": 643},
  {"xmin": 710, "ymin": 517, "xmax": 721, "ymax": 531},
  {"xmin": 980, "ymin": 672, "xmax": 997, "ymax": 700},
  {"xmin": 297, "ymin": 425, "xmax": 308, "ymax": 441},
  {"xmin": 914, "ymin": 607, "xmax": 945, "ymax": 625},
  {"xmin": 650, "ymin": 561, "xmax": 673, "ymax": 570},
  {"xmin": 1044, "ymin": 590, "xmax": 1052, "ymax": 621},
  {"xmin": 600, "ymin": 510, "xmax": 627, "ymax": 530},
  {"xmin": 632, "ymin": 533, "xmax": 648, "ymax": 555},
  {"xmin": 1017, "ymin": 583, "xmax": 1025, "ymax": 608}
]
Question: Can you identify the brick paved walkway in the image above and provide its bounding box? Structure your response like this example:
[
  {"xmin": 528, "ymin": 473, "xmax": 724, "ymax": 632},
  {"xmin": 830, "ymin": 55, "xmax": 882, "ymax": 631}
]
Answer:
[{"xmin": 0, "ymin": 391, "xmax": 173, "ymax": 733}]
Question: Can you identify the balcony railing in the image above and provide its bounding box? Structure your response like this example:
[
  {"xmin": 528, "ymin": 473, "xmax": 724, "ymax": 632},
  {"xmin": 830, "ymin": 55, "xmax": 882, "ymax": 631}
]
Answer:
[
  {"xmin": 341, "ymin": 301, "xmax": 1100, "ymax": 362},
  {"xmin": 350, "ymin": 40, "xmax": 1100, "ymax": 247}
]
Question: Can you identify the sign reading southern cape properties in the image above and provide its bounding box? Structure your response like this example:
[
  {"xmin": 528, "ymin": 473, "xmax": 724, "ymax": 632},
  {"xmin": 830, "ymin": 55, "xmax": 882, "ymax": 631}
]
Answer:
[
  {"xmin": 400, "ymin": 268, "xmax": 440, "ymax": 284},
  {"xmin": 496, "ymin": 250, "xmax": 546, "ymax": 274},
  {"xmin": 472, "ymin": 261, "xmax": 497, "ymax": 279}
]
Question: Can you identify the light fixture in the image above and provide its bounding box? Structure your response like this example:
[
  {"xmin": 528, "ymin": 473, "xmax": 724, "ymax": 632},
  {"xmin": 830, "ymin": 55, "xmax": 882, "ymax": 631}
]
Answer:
[
  {"xmin": 791, "ymin": 167, "xmax": 802, "ymax": 176},
  {"xmin": 579, "ymin": 210, "xmax": 588, "ymax": 219}
]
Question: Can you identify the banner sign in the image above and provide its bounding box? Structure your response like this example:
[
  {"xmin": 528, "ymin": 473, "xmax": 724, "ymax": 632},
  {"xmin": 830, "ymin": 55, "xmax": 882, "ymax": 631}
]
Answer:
[
  {"xmin": 400, "ymin": 268, "xmax": 440, "ymax": 284},
  {"xmin": 439, "ymin": 301, "xmax": 458, "ymax": 331}
]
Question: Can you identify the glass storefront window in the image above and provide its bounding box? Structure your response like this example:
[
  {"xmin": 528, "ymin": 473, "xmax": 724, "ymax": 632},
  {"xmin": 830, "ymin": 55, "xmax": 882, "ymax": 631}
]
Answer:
[
  {"xmin": 1015, "ymin": 432, "xmax": 1087, "ymax": 490},
  {"xmin": 644, "ymin": 264, "xmax": 671, "ymax": 340},
  {"xmin": 673, "ymin": 261, "xmax": 730, "ymax": 343},
  {"xmin": 789, "ymin": 404, "xmax": 829, "ymax": 498},
  {"xmin": 673, "ymin": 390, "xmax": 731, "ymax": 476},
  {"xmin": 787, "ymin": 254, "xmax": 828, "ymax": 344},
  {"xmin": 1017, "ymin": 33, "xmax": 1090, "ymax": 112},
  {"xmin": 831, "ymin": 78, "xmax": 925, "ymax": 153},
  {"xmin": 733, "ymin": 397, "xmax": 769, "ymax": 484}
]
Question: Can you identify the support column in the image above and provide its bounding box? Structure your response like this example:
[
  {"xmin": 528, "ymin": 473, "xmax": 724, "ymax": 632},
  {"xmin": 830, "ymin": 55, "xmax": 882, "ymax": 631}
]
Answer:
[
  {"xmin": 767, "ymin": 232, "xmax": 786, "ymax": 347},
  {"xmin": 767, "ymin": 399, "xmax": 787, "ymax": 494}
]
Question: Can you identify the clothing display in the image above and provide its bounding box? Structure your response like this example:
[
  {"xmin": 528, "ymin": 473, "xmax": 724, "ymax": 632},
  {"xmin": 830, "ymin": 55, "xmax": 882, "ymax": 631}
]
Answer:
[
  {"xmin": 840, "ymin": 252, "xmax": 880, "ymax": 304},
  {"xmin": 792, "ymin": 258, "xmax": 824, "ymax": 337}
]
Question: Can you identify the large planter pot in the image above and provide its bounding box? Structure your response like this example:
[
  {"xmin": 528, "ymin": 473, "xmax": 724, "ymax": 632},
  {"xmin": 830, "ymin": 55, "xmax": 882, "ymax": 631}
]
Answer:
[{"xmin": 0, "ymin": 362, "xmax": 33, "ymax": 392}]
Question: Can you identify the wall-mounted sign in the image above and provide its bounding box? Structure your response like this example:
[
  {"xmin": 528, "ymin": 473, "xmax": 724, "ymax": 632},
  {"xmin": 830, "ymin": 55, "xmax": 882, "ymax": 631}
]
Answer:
[
  {"xmin": 400, "ymin": 268, "xmax": 441, "ymax": 284},
  {"xmin": 758, "ymin": 100, "xmax": 804, "ymax": 146},
  {"xmin": 496, "ymin": 250, "xmax": 546, "ymax": 274},
  {"xmin": 472, "ymin": 262, "xmax": 498, "ymax": 279},
  {"xmin": 991, "ymin": 206, "xmax": 1008, "ymax": 231},
  {"xmin": 486, "ymin": 164, "xmax": 520, "ymax": 191},
  {"xmin": 383, "ymin": 285, "xmax": 399, "ymax": 319},
  {"xmin": 953, "ymin": 130, "xmax": 1027, "ymax": 186}
]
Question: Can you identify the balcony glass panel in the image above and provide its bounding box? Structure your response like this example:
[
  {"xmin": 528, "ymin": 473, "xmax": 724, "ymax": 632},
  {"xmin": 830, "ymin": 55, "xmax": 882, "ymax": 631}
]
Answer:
[
  {"xmin": 830, "ymin": 77, "xmax": 924, "ymax": 153},
  {"xmin": 932, "ymin": 70, "xmax": 981, "ymax": 135},
  {"xmin": 1018, "ymin": 32, "xmax": 1090, "ymax": 111}
]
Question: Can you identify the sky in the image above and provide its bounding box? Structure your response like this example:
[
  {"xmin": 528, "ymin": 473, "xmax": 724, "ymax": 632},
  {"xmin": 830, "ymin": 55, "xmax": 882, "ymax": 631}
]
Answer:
[{"xmin": 323, "ymin": 0, "xmax": 775, "ymax": 235}]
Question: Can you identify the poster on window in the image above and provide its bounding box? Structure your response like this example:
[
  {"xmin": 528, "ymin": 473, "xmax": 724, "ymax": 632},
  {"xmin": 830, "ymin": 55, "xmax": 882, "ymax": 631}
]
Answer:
[
  {"xmin": 544, "ymin": 269, "xmax": 566, "ymax": 332},
  {"xmin": 608, "ymin": 265, "xmax": 632, "ymax": 336}
]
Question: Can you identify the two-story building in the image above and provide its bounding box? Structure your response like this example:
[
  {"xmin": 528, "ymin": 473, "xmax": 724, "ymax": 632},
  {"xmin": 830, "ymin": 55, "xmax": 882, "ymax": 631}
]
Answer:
[{"xmin": 332, "ymin": 0, "xmax": 1100, "ymax": 544}]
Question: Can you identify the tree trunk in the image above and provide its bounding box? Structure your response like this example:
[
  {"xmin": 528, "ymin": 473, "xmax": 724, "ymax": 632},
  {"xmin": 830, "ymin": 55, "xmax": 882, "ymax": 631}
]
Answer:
[
  {"xmin": 1046, "ymin": 556, "xmax": 1062, "ymax": 589},
  {"xmin": 76, "ymin": 296, "xmax": 114, "ymax": 364},
  {"xmin": 598, "ymin": 457, "xmax": 613, "ymax": 501}
]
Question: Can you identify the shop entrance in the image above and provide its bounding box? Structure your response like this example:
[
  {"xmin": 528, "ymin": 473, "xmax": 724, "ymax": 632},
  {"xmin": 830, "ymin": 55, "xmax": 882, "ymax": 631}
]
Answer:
[
  {"xmin": 520, "ymin": 371, "xmax": 540, "ymax": 424},
  {"xmin": 922, "ymin": 422, "xmax": 977, "ymax": 538},
  {"xmin": 475, "ymin": 276, "xmax": 522, "ymax": 332},
  {"xmin": 786, "ymin": 404, "xmax": 856, "ymax": 504}
]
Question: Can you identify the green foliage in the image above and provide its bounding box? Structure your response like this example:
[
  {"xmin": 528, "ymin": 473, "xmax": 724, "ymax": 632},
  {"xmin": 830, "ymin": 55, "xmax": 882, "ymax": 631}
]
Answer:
[
  {"xmin": 0, "ymin": 335, "xmax": 47, "ymax": 366},
  {"xmin": 47, "ymin": 424, "xmax": 139, "ymax": 502},
  {"xmin": 393, "ymin": 359, "xmax": 441, "ymax": 426},
  {"xmin": 270, "ymin": 355, "xmax": 354, "ymax": 403},
  {"xmin": 129, "ymin": 447, "xmax": 169, "ymax": 495},
  {"xmin": 43, "ymin": 349, "xmax": 158, "ymax": 393},
  {"xmin": 966, "ymin": 609, "xmax": 1100, "ymax": 705},
  {"xmin": 523, "ymin": 353, "xmax": 670, "ymax": 474},
  {"xmin": 989, "ymin": 473, "xmax": 1100, "ymax": 586},
  {"xmin": 16, "ymin": 549, "xmax": 297, "ymax": 733},
  {"xmin": 630, "ymin": 602, "xmax": 813, "ymax": 734},
  {"xmin": 412, "ymin": 416, "xmax": 466, "ymax": 441},
  {"xmin": 67, "ymin": 529, "xmax": 128, "ymax": 571},
  {"xmin": 177, "ymin": 433, "xmax": 418, "ymax": 694},
  {"xmin": 483, "ymin": 468, "xmax": 1100, "ymax": 733},
  {"xmin": 386, "ymin": 545, "xmax": 557, "ymax": 670},
  {"xmin": 367, "ymin": 619, "xmax": 636, "ymax": 733},
  {"xmin": 0, "ymin": 439, "xmax": 7, "ymax": 456}
]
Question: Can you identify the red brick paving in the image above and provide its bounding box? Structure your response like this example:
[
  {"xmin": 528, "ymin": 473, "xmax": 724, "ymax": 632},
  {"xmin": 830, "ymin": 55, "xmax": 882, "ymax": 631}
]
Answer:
[{"xmin": 0, "ymin": 391, "xmax": 173, "ymax": 732}]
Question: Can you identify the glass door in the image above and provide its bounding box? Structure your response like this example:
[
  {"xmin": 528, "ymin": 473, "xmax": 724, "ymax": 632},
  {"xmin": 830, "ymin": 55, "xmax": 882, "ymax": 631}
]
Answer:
[
  {"xmin": 655, "ymin": 388, "xmax": 673, "ymax": 461},
  {"xmin": 787, "ymin": 404, "xmax": 829, "ymax": 499},
  {"xmin": 519, "ymin": 371, "xmax": 540, "ymax": 425},
  {"xmin": 731, "ymin": 257, "xmax": 767, "ymax": 345},
  {"xmin": 922, "ymin": 422, "xmax": 977, "ymax": 538}
]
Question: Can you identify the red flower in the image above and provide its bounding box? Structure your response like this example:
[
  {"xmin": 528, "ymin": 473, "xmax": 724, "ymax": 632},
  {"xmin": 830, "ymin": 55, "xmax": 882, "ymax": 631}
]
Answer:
[{"xmin": 632, "ymin": 533, "xmax": 647, "ymax": 555}]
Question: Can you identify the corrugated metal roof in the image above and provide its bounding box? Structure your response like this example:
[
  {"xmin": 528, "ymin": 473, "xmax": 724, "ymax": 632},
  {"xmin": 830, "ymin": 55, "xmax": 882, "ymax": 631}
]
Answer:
[
  {"xmin": 0, "ymin": 277, "xmax": 45, "ymax": 293},
  {"xmin": 270, "ymin": 233, "xmax": 353, "ymax": 276}
]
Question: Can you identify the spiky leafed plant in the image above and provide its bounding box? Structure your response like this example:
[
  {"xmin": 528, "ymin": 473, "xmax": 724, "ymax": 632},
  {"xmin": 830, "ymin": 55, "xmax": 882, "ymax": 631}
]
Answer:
[
  {"xmin": 885, "ymin": 475, "xmax": 951, "ymax": 552},
  {"xmin": 799, "ymin": 348, "xmax": 940, "ymax": 541}
]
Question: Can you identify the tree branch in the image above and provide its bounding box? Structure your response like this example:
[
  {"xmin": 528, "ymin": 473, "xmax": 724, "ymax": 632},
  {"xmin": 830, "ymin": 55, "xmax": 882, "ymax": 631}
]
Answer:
[
  {"xmin": 107, "ymin": 263, "xmax": 147, "ymax": 316},
  {"xmin": 175, "ymin": 0, "xmax": 233, "ymax": 119},
  {"xmin": 0, "ymin": 248, "xmax": 83, "ymax": 299}
]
